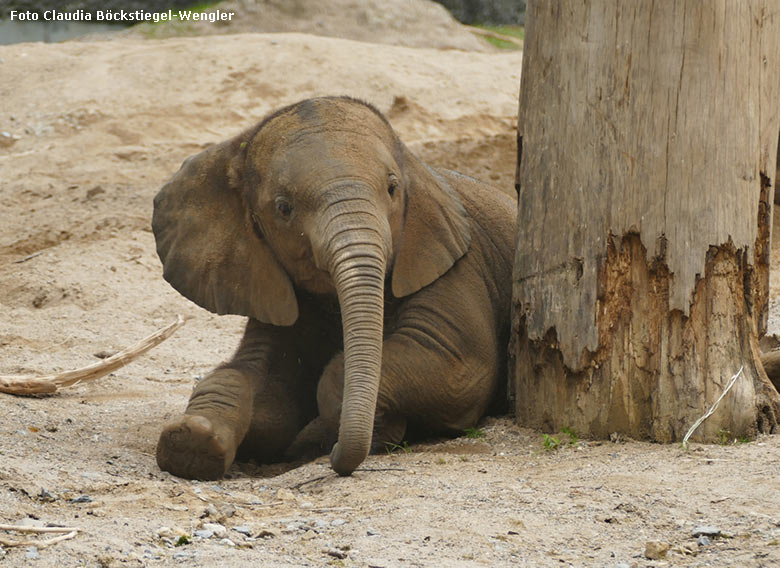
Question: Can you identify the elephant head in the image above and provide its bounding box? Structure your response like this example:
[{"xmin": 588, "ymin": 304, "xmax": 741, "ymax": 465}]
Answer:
[{"xmin": 152, "ymin": 97, "xmax": 471, "ymax": 475}]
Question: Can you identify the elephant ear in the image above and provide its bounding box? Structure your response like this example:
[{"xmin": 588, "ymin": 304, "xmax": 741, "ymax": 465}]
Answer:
[
  {"xmin": 152, "ymin": 135, "xmax": 298, "ymax": 325},
  {"xmin": 391, "ymin": 148, "xmax": 472, "ymax": 297}
]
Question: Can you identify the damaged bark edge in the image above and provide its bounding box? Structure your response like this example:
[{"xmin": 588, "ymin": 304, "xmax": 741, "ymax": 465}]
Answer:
[{"xmin": 513, "ymin": 233, "xmax": 780, "ymax": 442}]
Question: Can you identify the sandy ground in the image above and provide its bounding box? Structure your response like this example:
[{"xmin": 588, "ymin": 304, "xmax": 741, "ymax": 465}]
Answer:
[{"xmin": 1, "ymin": 17, "xmax": 780, "ymax": 568}]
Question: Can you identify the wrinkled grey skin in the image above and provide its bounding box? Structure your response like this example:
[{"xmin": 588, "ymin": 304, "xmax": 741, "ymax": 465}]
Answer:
[{"xmin": 152, "ymin": 97, "xmax": 516, "ymax": 479}]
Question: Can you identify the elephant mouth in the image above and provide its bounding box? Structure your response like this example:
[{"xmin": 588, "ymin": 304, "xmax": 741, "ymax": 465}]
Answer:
[{"xmin": 295, "ymin": 265, "xmax": 336, "ymax": 295}]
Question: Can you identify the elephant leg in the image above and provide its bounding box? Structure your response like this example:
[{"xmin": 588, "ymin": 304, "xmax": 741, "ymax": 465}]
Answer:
[
  {"xmin": 380, "ymin": 317, "xmax": 502, "ymax": 436},
  {"xmin": 290, "ymin": 351, "xmax": 408, "ymax": 459},
  {"xmin": 323, "ymin": 324, "xmax": 499, "ymax": 447},
  {"xmin": 237, "ymin": 354, "xmax": 318, "ymax": 464},
  {"xmin": 289, "ymin": 302, "xmax": 499, "ymax": 461},
  {"xmin": 157, "ymin": 319, "xmax": 316, "ymax": 479},
  {"xmin": 284, "ymin": 415, "xmax": 338, "ymax": 461},
  {"xmin": 157, "ymin": 367, "xmax": 255, "ymax": 480},
  {"xmin": 285, "ymin": 353, "xmax": 344, "ymax": 460}
]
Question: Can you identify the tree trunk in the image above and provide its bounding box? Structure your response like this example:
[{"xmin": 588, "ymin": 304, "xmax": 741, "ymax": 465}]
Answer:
[{"xmin": 511, "ymin": 0, "xmax": 780, "ymax": 442}]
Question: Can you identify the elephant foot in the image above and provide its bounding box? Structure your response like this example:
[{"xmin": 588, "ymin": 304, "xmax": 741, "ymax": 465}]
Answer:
[
  {"xmin": 285, "ymin": 416, "xmax": 337, "ymax": 462},
  {"xmin": 371, "ymin": 412, "xmax": 407, "ymax": 454},
  {"xmin": 156, "ymin": 415, "xmax": 234, "ymax": 480}
]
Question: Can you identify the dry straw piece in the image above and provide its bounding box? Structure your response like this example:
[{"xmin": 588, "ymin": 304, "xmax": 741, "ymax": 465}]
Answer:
[
  {"xmin": 0, "ymin": 316, "xmax": 185, "ymax": 396},
  {"xmin": 0, "ymin": 525, "xmax": 81, "ymax": 548},
  {"xmin": 681, "ymin": 365, "xmax": 745, "ymax": 450}
]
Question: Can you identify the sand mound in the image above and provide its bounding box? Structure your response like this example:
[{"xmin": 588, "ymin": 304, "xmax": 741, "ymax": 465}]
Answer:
[
  {"xmin": 116, "ymin": 0, "xmax": 494, "ymax": 51},
  {"xmin": 1, "ymin": 33, "xmax": 520, "ymax": 273}
]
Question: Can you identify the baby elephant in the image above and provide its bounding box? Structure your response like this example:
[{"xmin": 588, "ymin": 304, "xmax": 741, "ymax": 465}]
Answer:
[{"xmin": 153, "ymin": 97, "xmax": 516, "ymax": 479}]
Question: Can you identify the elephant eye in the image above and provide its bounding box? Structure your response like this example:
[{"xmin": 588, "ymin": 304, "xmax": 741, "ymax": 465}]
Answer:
[
  {"xmin": 275, "ymin": 196, "xmax": 293, "ymax": 219},
  {"xmin": 388, "ymin": 175, "xmax": 399, "ymax": 197}
]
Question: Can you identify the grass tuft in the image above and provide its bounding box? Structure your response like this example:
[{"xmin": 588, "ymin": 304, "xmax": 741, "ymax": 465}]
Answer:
[
  {"xmin": 561, "ymin": 426, "xmax": 578, "ymax": 445},
  {"xmin": 464, "ymin": 427, "xmax": 486, "ymax": 439},
  {"xmin": 542, "ymin": 433, "xmax": 560, "ymax": 451},
  {"xmin": 384, "ymin": 440, "xmax": 413, "ymax": 454}
]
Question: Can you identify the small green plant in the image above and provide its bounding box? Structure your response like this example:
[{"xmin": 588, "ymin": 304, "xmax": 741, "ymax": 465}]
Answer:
[
  {"xmin": 175, "ymin": 535, "xmax": 191, "ymax": 546},
  {"xmin": 561, "ymin": 426, "xmax": 579, "ymax": 445},
  {"xmin": 542, "ymin": 433, "xmax": 560, "ymax": 451},
  {"xmin": 437, "ymin": 457, "xmax": 447, "ymax": 465},
  {"xmin": 464, "ymin": 427, "xmax": 486, "ymax": 439},
  {"xmin": 717, "ymin": 429, "xmax": 752, "ymax": 445},
  {"xmin": 384, "ymin": 440, "xmax": 413, "ymax": 454}
]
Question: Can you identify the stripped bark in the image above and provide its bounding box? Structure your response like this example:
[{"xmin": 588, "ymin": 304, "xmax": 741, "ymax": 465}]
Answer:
[{"xmin": 0, "ymin": 316, "xmax": 184, "ymax": 395}]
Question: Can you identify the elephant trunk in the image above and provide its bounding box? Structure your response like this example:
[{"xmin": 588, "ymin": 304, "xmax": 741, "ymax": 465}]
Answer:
[{"xmin": 319, "ymin": 198, "xmax": 389, "ymax": 476}]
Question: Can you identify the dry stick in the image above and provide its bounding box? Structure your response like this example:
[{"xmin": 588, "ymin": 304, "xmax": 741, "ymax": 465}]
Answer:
[
  {"xmin": 241, "ymin": 500, "xmax": 285, "ymax": 509},
  {"xmin": 0, "ymin": 525, "xmax": 81, "ymax": 533},
  {"xmin": 292, "ymin": 474, "xmax": 334, "ymax": 490},
  {"xmin": 0, "ymin": 315, "xmax": 186, "ymax": 396},
  {"xmin": 306, "ymin": 506, "xmax": 355, "ymax": 513},
  {"xmin": 681, "ymin": 365, "xmax": 745, "ymax": 450},
  {"xmin": 0, "ymin": 530, "xmax": 79, "ymax": 548},
  {"xmin": 13, "ymin": 250, "xmax": 45, "ymax": 264}
]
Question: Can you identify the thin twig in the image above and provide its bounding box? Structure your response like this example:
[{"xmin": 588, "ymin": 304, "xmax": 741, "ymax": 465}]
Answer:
[
  {"xmin": 0, "ymin": 316, "xmax": 185, "ymax": 396},
  {"xmin": 290, "ymin": 466, "xmax": 409, "ymax": 490},
  {"xmin": 682, "ymin": 366, "xmax": 744, "ymax": 450},
  {"xmin": 241, "ymin": 500, "xmax": 285, "ymax": 508},
  {"xmin": 291, "ymin": 474, "xmax": 334, "ymax": 490},
  {"xmin": 13, "ymin": 251, "xmax": 44, "ymax": 264},
  {"xmin": 304, "ymin": 506, "xmax": 355, "ymax": 513}
]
